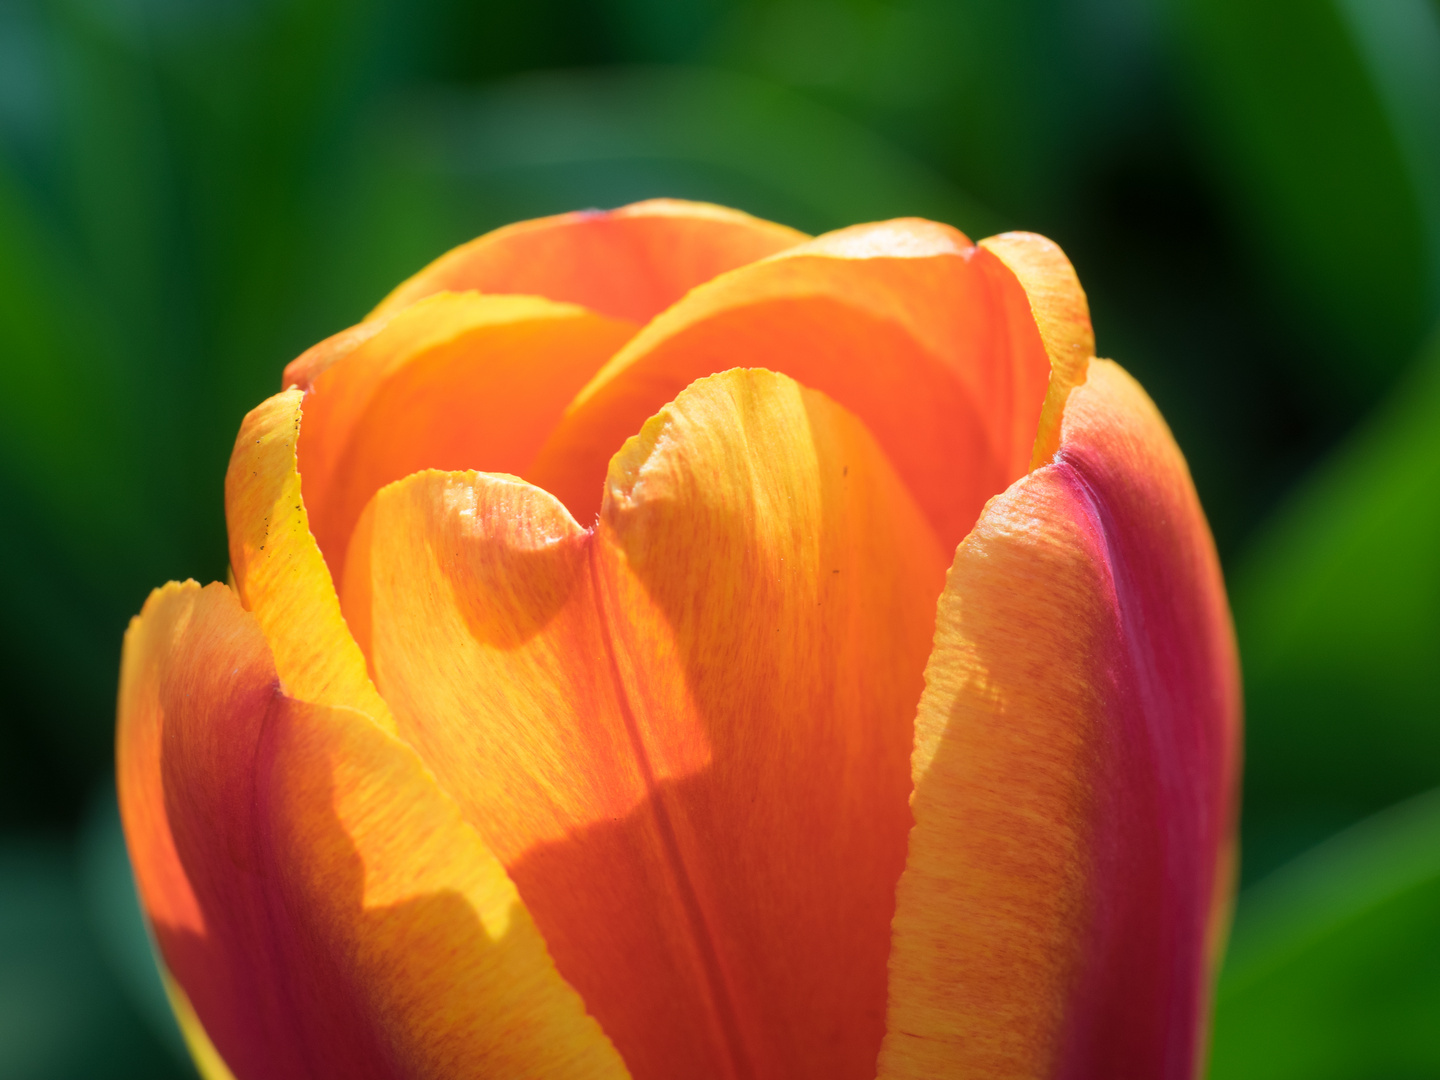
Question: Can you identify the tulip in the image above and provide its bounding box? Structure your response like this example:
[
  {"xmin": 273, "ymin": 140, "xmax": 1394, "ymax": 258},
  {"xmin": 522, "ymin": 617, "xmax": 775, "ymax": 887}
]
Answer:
[{"xmin": 117, "ymin": 200, "xmax": 1239, "ymax": 1080}]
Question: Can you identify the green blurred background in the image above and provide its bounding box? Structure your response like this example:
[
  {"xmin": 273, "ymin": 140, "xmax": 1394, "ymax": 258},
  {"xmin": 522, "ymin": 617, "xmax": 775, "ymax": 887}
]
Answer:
[{"xmin": 1, "ymin": 0, "xmax": 1437, "ymax": 1075}]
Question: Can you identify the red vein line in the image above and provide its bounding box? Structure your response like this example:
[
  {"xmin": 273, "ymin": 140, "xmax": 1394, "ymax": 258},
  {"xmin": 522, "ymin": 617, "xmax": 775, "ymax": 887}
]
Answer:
[{"xmin": 587, "ymin": 538, "xmax": 753, "ymax": 1080}]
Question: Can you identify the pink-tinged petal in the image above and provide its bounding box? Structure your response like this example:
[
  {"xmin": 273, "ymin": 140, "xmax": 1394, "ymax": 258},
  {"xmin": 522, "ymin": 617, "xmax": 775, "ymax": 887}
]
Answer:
[
  {"xmin": 879, "ymin": 359, "xmax": 1241, "ymax": 1079},
  {"xmin": 369, "ymin": 199, "xmax": 808, "ymax": 324},
  {"xmin": 116, "ymin": 580, "xmax": 629, "ymax": 1080},
  {"xmin": 116, "ymin": 582, "xmax": 206, "ymax": 944},
  {"xmin": 162, "ymin": 973, "xmax": 239, "ymax": 1080},
  {"xmin": 287, "ymin": 293, "xmax": 637, "ymax": 581},
  {"xmin": 342, "ymin": 369, "xmax": 950, "ymax": 1080},
  {"xmin": 528, "ymin": 222, "xmax": 1074, "ymax": 551}
]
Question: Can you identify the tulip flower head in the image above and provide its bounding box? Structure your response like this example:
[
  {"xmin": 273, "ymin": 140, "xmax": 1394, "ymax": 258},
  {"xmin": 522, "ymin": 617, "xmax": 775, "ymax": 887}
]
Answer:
[{"xmin": 117, "ymin": 201, "xmax": 1240, "ymax": 1080}]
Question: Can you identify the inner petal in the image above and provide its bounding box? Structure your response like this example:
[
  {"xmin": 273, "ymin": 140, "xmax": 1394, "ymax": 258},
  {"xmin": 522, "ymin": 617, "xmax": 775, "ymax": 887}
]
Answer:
[
  {"xmin": 341, "ymin": 370, "xmax": 948, "ymax": 1080},
  {"xmin": 369, "ymin": 199, "xmax": 809, "ymax": 324},
  {"xmin": 293, "ymin": 293, "xmax": 637, "ymax": 583},
  {"xmin": 528, "ymin": 219, "xmax": 1053, "ymax": 552}
]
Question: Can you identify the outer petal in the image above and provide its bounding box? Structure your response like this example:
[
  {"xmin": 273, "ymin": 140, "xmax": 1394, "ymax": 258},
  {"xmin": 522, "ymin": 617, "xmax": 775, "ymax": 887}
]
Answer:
[
  {"xmin": 879, "ymin": 360, "xmax": 1240, "ymax": 1079},
  {"xmin": 369, "ymin": 199, "xmax": 808, "ymax": 324},
  {"xmin": 528, "ymin": 223, "xmax": 1084, "ymax": 550},
  {"xmin": 287, "ymin": 293, "xmax": 637, "ymax": 580},
  {"xmin": 116, "ymin": 580, "xmax": 629, "ymax": 1080},
  {"xmin": 164, "ymin": 973, "xmax": 239, "ymax": 1080},
  {"xmin": 225, "ymin": 389, "xmax": 395, "ymax": 732},
  {"xmin": 342, "ymin": 370, "xmax": 950, "ymax": 1080}
]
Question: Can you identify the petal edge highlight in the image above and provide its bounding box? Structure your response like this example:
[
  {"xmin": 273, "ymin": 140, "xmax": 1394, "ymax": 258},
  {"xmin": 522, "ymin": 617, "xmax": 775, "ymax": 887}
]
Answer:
[
  {"xmin": 117, "ymin": 580, "xmax": 631, "ymax": 1080},
  {"xmin": 880, "ymin": 360, "xmax": 1239, "ymax": 1080},
  {"xmin": 530, "ymin": 220, "xmax": 1055, "ymax": 551},
  {"xmin": 370, "ymin": 199, "xmax": 808, "ymax": 324},
  {"xmin": 976, "ymin": 232, "xmax": 1093, "ymax": 467},
  {"xmin": 294, "ymin": 293, "xmax": 637, "ymax": 580},
  {"xmin": 225, "ymin": 388, "xmax": 395, "ymax": 732}
]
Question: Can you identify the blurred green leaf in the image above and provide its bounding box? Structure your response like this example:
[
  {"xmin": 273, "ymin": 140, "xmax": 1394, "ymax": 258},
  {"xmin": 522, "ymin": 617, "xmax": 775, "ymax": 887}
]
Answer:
[
  {"xmin": 371, "ymin": 65, "xmax": 1002, "ymax": 250},
  {"xmin": 77, "ymin": 784, "xmax": 187, "ymax": 1064},
  {"xmin": 0, "ymin": 162, "xmax": 145, "ymax": 562},
  {"xmin": 1210, "ymin": 786, "xmax": 1440, "ymax": 1079},
  {"xmin": 0, "ymin": 835, "xmax": 190, "ymax": 1080},
  {"xmin": 715, "ymin": 0, "xmax": 1166, "ymax": 222},
  {"xmin": 1332, "ymin": 0, "xmax": 1440, "ymax": 303},
  {"xmin": 1171, "ymin": 0, "xmax": 1440, "ymax": 396},
  {"xmin": 1232, "ymin": 327, "xmax": 1440, "ymax": 878},
  {"xmin": 0, "ymin": 0, "xmax": 403, "ymax": 786}
]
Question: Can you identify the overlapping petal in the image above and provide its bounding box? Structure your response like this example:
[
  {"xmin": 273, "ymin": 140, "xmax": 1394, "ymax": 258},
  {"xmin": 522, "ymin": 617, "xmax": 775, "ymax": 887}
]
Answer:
[
  {"xmin": 977, "ymin": 232, "xmax": 1094, "ymax": 465},
  {"xmin": 879, "ymin": 360, "xmax": 1240, "ymax": 1079},
  {"xmin": 116, "ymin": 580, "xmax": 629, "ymax": 1080},
  {"xmin": 126, "ymin": 198, "xmax": 1236, "ymax": 1080},
  {"xmin": 528, "ymin": 223, "xmax": 1079, "ymax": 549},
  {"xmin": 369, "ymin": 199, "xmax": 808, "ymax": 324},
  {"xmin": 225, "ymin": 389, "xmax": 395, "ymax": 731},
  {"xmin": 285, "ymin": 293, "xmax": 637, "ymax": 581},
  {"xmin": 341, "ymin": 369, "xmax": 949, "ymax": 1080}
]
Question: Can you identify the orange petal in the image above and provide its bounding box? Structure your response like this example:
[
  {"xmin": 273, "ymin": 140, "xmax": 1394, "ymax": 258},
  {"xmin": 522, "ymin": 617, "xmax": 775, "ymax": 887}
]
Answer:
[
  {"xmin": 116, "ymin": 580, "xmax": 629, "ymax": 1080},
  {"xmin": 224, "ymin": 389, "xmax": 394, "ymax": 732},
  {"xmin": 528, "ymin": 221, "xmax": 1083, "ymax": 551},
  {"xmin": 289, "ymin": 293, "xmax": 637, "ymax": 580},
  {"xmin": 343, "ymin": 370, "xmax": 950, "ymax": 1080},
  {"xmin": 281, "ymin": 319, "xmax": 390, "ymax": 392},
  {"xmin": 977, "ymin": 232, "xmax": 1094, "ymax": 467},
  {"xmin": 879, "ymin": 360, "xmax": 1241, "ymax": 1080},
  {"xmin": 369, "ymin": 199, "xmax": 808, "ymax": 324}
]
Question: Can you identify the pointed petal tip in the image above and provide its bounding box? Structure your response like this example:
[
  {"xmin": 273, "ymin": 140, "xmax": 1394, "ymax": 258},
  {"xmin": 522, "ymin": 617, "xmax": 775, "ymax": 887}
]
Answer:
[
  {"xmin": 974, "ymin": 231, "xmax": 1094, "ymax": 469},
  {"xmin": 163, "ymin": 970, "xmax": 240, "ymax": 1080}
]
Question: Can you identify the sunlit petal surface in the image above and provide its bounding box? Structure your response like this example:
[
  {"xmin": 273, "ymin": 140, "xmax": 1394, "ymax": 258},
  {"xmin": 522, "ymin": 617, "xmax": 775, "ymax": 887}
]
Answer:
[
  {"xmin": 975, "ymin": 233, "xmax": 1094, "ymax": 466},
  {"xmin": 879, "ymin": 360, "xmax": 1240, "ymax": 1080},
  {"xmin": 369, "ymin": 199, "xmax": 808, "ymax": 324},
  {"xmin": 131, "ymin": 198, "xmax": 1236, "ymax": 1080},
  {"xmin": 225, "ymin": 390, "xmax": 395, "ymax": 732},
  {"xmin": 529, "ymin": 221, "xmax": 1059, "ymax": 550},
  {"xmin": 117, "ymin": 581, "xmax": 629, "ymax": 1080},
  {"xmin": 341, "ymin": 370, "xmax": 949, "ymax": 1080},
  {"xmin": 286, "ymin": 294, "xmax": 637, "ymax": 582}
]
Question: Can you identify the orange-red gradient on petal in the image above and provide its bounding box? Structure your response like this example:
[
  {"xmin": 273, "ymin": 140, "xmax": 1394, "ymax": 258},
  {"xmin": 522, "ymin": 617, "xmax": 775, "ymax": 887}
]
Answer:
[
  {"xmin": 880, "ymin": 361, "xmax": 1240, "ymax": 1080},
  {"xmin": 118, "ymin": 199, "xmax": 1238, "ymax": 1080},
  {"xmin": 341, "ymin": 371, "xmax": 948, "ymax": 1079},
  {"xmin": 116, "ymin": 583, "xmax": 628, "ymax": 1080}
]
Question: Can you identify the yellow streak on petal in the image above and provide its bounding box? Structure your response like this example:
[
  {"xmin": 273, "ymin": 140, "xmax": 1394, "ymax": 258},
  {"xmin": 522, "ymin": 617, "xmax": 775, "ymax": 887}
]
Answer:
[
  {"xmin": 347, "ymin": 369, "xmax": 948, "ymax": 1080},
  {"xmin": 128, "ymin": 580, "xmax": 630, "ymax": 1080},
  {"xmin": 977, "ymin": 232, "xmax": 1094, "ymax": 468},
  {"xmin": 224, "ymin": 388, "xmax": 395, "ymax": 732},
  {"xmin": 880, "ymin": 468, "xmax": 1105, "ymax": 1080},
  {"xmin": 272, "ymin": 699, "xmax": 630, "ymax": 1079},
  {"xmin": 880, "ymin": 360, "xmax": 1239, "ymax": 1079},
  {"xmin": 162, "ymin": 970, "xmax": 239, "ymax": 1080},
  {"xmin": 297, "ymin": 293, "xmax": 638, "ymax": 584}
]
